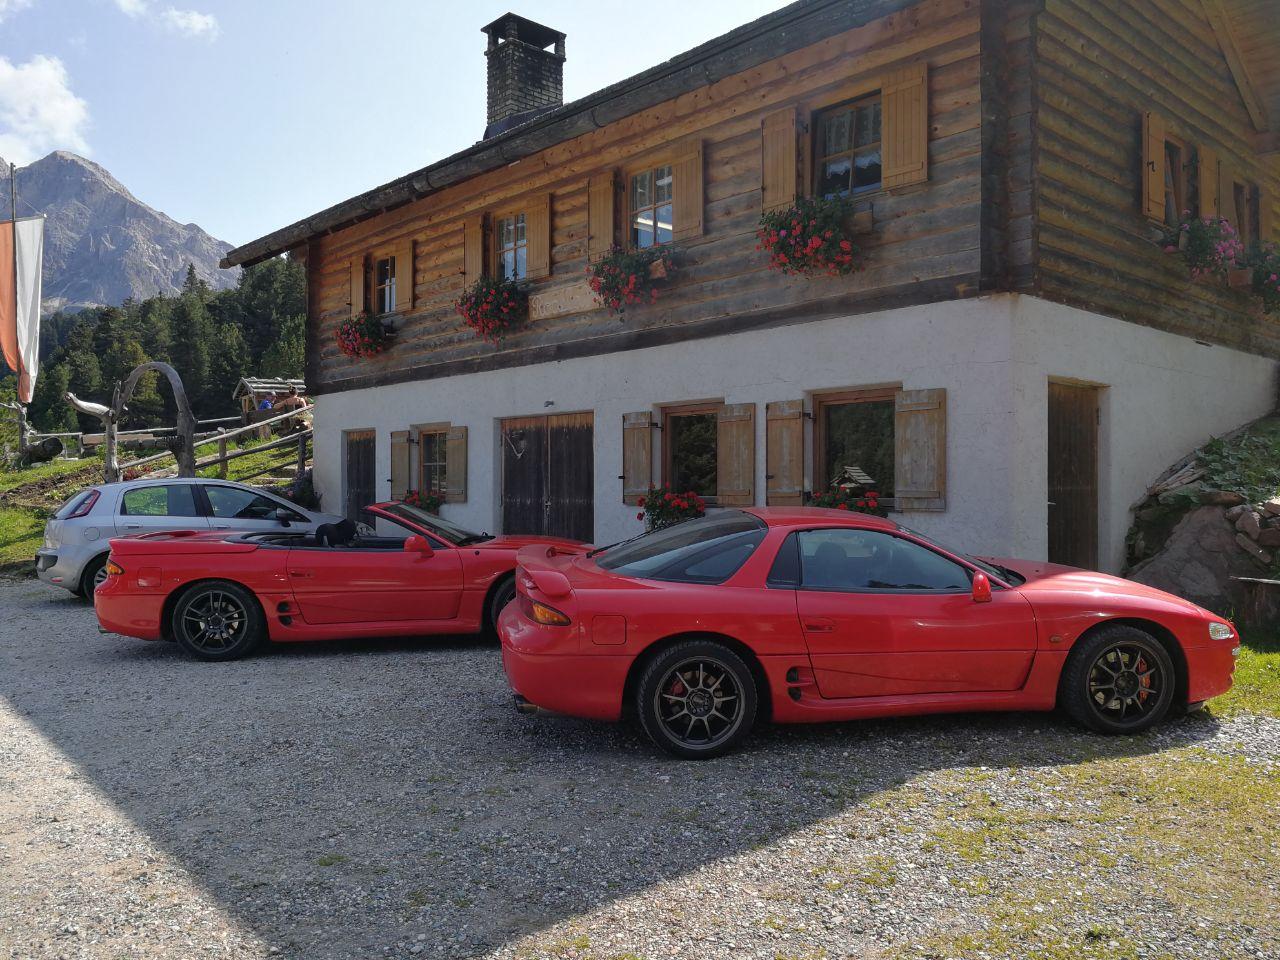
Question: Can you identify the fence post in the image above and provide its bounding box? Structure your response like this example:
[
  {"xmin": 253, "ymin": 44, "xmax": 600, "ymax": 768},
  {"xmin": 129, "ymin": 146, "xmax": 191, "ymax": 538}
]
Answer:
[
  {"xmin": 295, "ymin": 433, "xmax": 307, "ymax": 480},
  {"xmin": 218, "ymin": 432, "xmax": 228, "ymax": 479}
]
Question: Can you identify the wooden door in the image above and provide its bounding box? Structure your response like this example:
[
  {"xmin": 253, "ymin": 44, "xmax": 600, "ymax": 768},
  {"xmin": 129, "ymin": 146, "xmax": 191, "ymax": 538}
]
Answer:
[
  {"xmin": 343, "ymin": 429, "xmax": 376, "ymax": 524},
  {"xmin": 1047, "ymin": 383, "xmax": 1099, "ymax": 570},
  {"xmin": 501, "ymin": 413, "xmax": 594, "ymax": 541}
]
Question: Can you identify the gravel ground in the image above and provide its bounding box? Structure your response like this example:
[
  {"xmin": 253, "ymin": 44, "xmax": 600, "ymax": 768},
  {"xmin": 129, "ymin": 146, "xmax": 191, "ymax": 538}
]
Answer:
[{"xmin": 0, "ymin": 579, "xmax": 1277, "ymax": 960}]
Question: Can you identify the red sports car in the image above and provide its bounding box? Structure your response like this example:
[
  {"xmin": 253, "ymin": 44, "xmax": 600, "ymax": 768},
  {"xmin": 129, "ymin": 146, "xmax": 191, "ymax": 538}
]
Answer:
[
  {"xmin": 499, "ymin": 508, "xmax": 1239, "ymax": 758},
  {"xmin": 95, "ymin": 502, "xmax": 585, "ymax": 660}
]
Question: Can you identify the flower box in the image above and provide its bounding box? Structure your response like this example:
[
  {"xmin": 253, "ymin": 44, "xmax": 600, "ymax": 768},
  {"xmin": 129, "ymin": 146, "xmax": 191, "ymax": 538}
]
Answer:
[
  {"xmin": 758, "ymin": 196, "xmax": 863, "ymax": 277},
  {"xmin": 589, "ymin": 247, "xmax": 673, "ymax": 315},
  {"xmin": 1228, "ymin": 268, "xmax": 1253, "ymax": 288}
]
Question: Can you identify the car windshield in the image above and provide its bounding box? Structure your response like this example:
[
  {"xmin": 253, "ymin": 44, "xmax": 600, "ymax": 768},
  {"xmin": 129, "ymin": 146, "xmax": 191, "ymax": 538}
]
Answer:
[
  {"xmin": 897, "ymin": 525, "xmax": 1024, "ymax": 584},
  {"xmin": 595, "ymin": 511, "xmax": 766, "ymax": 584},
  {"xmin": 374, "ymin": 502, "xmax": 491, "ymax": 545}
]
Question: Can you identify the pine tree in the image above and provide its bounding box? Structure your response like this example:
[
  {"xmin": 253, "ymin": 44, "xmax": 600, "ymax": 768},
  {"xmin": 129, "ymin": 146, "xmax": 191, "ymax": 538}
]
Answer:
[{"xmin": 258, "ymin": 313, "xmax": 305, "ymax": 378}]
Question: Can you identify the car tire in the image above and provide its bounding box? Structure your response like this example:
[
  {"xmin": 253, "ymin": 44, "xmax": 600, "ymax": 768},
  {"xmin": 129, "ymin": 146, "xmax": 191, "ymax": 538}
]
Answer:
[
  {"xmin": 171, "ymin": 581, "xmax": 266, "ymax": 662},
  {"xmin": 636, "ymin": 639, "xmax": 758, "ymax": 760},
  {"xmin": 77, "ymin": 553, "xmax": 109, "ymax": 601},
  {"xmin": 486, "ymin": 575, "xmax": 517, "ymax": 638},
  {"xmin": 1061, "ymin": 624, "xmax": 1177, "ymax": 735}
]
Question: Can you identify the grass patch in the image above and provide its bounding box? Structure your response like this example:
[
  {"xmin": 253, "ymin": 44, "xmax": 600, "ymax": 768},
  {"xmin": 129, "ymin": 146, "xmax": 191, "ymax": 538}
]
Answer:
[
  {"xmin": 315, "ymin": 853, "xmax": 347, "ymax": 867},
  {"xmin": 0, "ymin": 505, "xmax": 46, "ymax": 567},
  {"xmin": 1210, "ymin": 632, "xmax": 1280, "ymax": 717}
]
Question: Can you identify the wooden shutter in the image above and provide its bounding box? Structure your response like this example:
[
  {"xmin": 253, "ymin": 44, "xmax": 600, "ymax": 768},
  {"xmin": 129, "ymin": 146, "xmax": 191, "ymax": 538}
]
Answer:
[
  {"xmin": 445, "ymin": 425, "xmax": 468, "ymax": 503},
  {"xmin": 1219, "ymin": 161, "xmax": 1237, "ymax": 224},
  {"xmin": 350, "ymin": 255, "xmax": 365, "ymax": 315},
  {"xmin": 587, "ymin": 172, "xmax": 617, "ymax": 262},
  {"xmin": 526, "ymin": 193, "xmax": 551, "ymax": 279},
  {"xmin": 673, "ymin": 138, "xmax": 705, "ymax": 240},
  {"xmin": 394, "ymin": 240, "xmax": 414, "ymax": 313},
  {"xmin": 1142, "ymin": 111, "xmax": 1167, "ymax": 221},
  {"xmin": 621, "ymin": 411, "xmax": 653, "ymax": 505},
  {"xmin": 761, "ymin": 107, "xmax": 797, "ymax": 214},
  {"xmin": 1197, "ymin": 146, "xmax": 1220, "ymax": 218},
  {"xmin": 1262, "ymin": 189, "xmax": 1275, "ymax": 244},
  {"xmin": 766, "ymin": 400, "xmax": 804, "ymax": 506},
  {"xmin": 882, "ymin": 62, "xmax": 929, "ymax": 189},
  {"xmin": 390, "ymin": 429, "xmax": 411, "ymax": 501},
  {"xmin": 716, "ymin": 403, "xmax": 755, "ymax": 506},
  {"xmin": 894, "ymin": 388, "xmax": 946, "ymax": 511},
  {"xmin": 463, "ymin": 217, "xmax": 485, "ymax": 282}
]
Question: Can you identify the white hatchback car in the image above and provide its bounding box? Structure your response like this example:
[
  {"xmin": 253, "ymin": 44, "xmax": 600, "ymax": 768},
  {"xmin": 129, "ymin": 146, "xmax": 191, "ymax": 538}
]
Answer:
[{"xmin": 36, "ymin": 477, "xmax": 345, "ymax": 597}]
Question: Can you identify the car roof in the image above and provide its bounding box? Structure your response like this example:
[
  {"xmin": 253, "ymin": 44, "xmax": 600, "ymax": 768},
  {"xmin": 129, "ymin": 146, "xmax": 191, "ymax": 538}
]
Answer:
[
  {"xmin": 93, "ymin": 477, "xmax": 272, "ymax": 493},
  {"xmin": 741, "ymin": 506, "xmax": 900, "ymax": 531}
]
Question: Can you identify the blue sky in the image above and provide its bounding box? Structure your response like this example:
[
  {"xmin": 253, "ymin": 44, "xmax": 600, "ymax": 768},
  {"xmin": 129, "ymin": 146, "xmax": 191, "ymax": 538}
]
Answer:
[{"xmin": 0, "ymin": 0, "xmax": 793, "ymax": 247}]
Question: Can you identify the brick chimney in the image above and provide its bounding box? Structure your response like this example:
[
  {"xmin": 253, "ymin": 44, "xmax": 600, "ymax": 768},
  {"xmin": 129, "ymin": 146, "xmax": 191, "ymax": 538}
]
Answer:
[{"xmin": 482, "ymin": 13, "xmax": 566, "ymax": 139}]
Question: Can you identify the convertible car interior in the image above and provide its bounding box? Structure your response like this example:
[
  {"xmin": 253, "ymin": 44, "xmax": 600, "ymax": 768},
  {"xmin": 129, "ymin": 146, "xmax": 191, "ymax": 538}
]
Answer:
[{"xmin": 241, "ymin": 518, "xmax": 421, "ymax": 551}]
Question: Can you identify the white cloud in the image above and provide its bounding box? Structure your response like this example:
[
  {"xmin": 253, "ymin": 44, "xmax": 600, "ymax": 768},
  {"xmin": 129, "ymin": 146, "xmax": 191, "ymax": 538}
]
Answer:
[
  {"xmin": 0, "ymin": 55, "xmax": 91, "ymax": 165},
  {"xmin": 159, "ymin": 7, "xmax": 218, "ymax": 39},
  {"xmin": 113, "ymin": 0, "xmax": 148, "ymax": 15},
  {"xmin": 0, "ymin": 0, "xmax": 34, "ymax": 23}
]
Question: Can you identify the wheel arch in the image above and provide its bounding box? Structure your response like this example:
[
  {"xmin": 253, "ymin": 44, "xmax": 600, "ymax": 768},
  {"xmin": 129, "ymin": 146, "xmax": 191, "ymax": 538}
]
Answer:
[
  {"xmin": 159, "ymin": 576, "xmax": 265, "ymax": 642},
  {"xmin": 78, "ymin": 550, "xmax": 112, "ymax": 595},
  {"xmin": 481, "ymin": 571, "xmax": 516, "ymax": 633},
  {"xmin": 1063, "ymin": 617, "xmax": 1189, "ymax": 709},
  {"xmin": 621, "ymin": 631, "xmax": 773, "ymax": 723}
]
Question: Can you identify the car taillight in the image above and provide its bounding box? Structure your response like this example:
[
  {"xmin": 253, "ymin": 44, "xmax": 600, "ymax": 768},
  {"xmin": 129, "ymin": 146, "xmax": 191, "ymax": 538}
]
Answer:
[
  {"xmin": 67, "ymin": 490, "xmax": 99, "ymax": 519},
  {"xmin": 105, "ymin": 559, "xmax": 125, "ymax": 577},
  {"xmin": 529, "ymin": 600, "xmax": 571, "ymax": 626}
]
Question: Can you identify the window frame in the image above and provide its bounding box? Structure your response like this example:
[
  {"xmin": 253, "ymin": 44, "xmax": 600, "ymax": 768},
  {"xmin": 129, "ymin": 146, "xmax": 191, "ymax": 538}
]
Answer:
[
  {"xmin": 624, "ymin": 156, "xmax": 676, "ymax": 251},
  {"xmin": 492, "ymin": 210, "xmax": 529, "ymax": 281},
  {"xmin": 661, "ymin": 400, "xmax": 722, "ymax": 503},
  {"xmin": 812, "ymin": 92, "xmax": 884, "ymax": 201},
  {"xmin": 1162, "ymin": 135, "xmax": 1188, "ymax": 226},
  {"xmin": 370, "ymin": 253, "xmax": 397, "ymax": 317},
  {"xmin": 412, "ymin": 422, "xmax": 450, "ymax": 497},
  {"xmin": 811, "ymin": 385, "xmax": 900, "ymax": 506}
]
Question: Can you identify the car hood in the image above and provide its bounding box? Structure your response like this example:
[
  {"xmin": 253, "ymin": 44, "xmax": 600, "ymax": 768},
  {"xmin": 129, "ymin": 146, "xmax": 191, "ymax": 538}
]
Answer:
[{"xmin": 987, "ymin": 556, "xmax": 1203, "ymax": 612}]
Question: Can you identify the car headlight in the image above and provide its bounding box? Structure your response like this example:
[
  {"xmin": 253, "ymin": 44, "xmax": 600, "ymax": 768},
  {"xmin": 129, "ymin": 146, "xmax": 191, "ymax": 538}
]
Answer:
[{"xmin": 1208, "ymin": 621, "xmax": 1236, "ymax": 641}]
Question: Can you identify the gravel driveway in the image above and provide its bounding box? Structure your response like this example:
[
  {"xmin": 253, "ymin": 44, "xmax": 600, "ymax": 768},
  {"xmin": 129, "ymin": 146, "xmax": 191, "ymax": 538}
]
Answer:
[{"xmin": 1, "ymin": 579, "xmax": 1276, "ymax": 960}]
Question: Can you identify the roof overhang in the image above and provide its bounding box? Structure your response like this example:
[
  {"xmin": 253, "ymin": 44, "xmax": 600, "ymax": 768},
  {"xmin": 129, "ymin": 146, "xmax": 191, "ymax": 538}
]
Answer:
[{"xmin": 222, "ymin": 0, "xmax": 911, "ymax": 269}]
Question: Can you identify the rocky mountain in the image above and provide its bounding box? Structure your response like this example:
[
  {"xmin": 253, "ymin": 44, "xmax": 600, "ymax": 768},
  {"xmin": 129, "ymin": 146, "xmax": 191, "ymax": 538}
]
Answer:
[{"xmin": 0, "ymin": 151, "xmax": 238, "ymax": 314}]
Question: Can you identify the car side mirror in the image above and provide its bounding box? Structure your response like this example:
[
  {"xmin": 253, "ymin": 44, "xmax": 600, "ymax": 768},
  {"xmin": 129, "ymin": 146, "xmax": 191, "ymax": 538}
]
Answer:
[
  {"xmin": 404, "ymin": 534, "xmax": 434, "ymax": 557},
  {"xmin": 273, "ymin": 508, "xmax": 293, "ymax": 527},
  {"xmin": 971, "ymin": 571, "xmax": 993, "ymax": 603}
]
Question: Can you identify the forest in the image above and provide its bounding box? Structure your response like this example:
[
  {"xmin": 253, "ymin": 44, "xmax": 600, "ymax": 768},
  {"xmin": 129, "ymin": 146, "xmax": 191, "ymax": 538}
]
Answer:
[{"xmin": 2, "ymin": 256, "xmax": 305, "ymax": 435}]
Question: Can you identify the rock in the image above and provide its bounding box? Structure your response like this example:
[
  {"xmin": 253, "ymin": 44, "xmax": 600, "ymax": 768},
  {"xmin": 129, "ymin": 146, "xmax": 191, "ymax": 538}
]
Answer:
[
  {"xmin": 1264, "ymin": 499, "xmax": 1280, "ymax": 516},
  {"xmin": 1260, "ymin": 528, "xmax": 1280, "ymax": 549},
  {"xmin": 1236, "ymin": 510, "xmax": 1263, "ymax": 539},
  {"xmin": 1200, "ymin": 489, "xmax": 1246, "ymax": 507},
  {"xmin": 1130, "ymin": 507, "xmax": 1260, "ymax": 615},
  {"xmin": 1225, "ymin": 504, "xmax": 1249, "ymax": 521},
  {"xmin": 1236, "ymin": 533, "xmax": 1273, "ymax": 567}
]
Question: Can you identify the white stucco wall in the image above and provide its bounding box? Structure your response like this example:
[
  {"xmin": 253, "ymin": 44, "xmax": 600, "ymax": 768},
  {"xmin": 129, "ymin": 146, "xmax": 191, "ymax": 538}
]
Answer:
[{"xmin": 311, "ymin": 293, "xmax": 1278, "ymax": 572}]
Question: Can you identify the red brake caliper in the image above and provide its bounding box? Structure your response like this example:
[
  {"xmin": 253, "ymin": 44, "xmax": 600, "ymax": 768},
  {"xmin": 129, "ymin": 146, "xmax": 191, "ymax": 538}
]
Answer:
[{"xmin": 1136, "ymin": 656, "xmax": 1150, "ymax": 701}]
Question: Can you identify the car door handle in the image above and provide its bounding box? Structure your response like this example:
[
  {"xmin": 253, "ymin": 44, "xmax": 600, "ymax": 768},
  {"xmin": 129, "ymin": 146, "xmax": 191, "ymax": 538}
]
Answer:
[
  {"xmin": 288, "ymin": 570, "xmax": 314, "ymax": 579},
  {"xmin": 122, "ymin": 524, "xmax": 141, "ymax": 530},
  {"xmin": 803, "ymin": 618, "xmax": 835, "ymax": 633}
]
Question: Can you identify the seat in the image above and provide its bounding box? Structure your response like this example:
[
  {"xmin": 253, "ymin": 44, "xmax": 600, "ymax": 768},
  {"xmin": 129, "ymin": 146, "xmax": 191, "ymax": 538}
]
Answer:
[
  {"xmin": 807, "ymin": 540, "xmax": 851, "ymax": 588},
  {"xmin": 314, "ymin": 519, "xmax": 357, "ymax": 548}
]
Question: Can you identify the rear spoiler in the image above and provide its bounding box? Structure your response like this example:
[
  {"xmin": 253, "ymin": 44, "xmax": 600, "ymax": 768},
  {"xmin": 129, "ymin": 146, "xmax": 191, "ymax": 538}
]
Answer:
[{"xmin": 515, "ymin": 544, "xmax": 574, "ymax": 598}]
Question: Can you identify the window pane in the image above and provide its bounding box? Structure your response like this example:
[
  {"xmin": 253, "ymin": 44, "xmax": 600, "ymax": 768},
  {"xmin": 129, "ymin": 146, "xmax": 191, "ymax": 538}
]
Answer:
[
  {"xmin": 632, "ymin": 170, "xmax": 652, "ymax": 210},
  {"xmin": 655, "ymin": 203, "xmax": 674, "ymax": 243},
  {"xmin": 515, "ymin": 212, "xmax": 526, "ymax": 244},
  {"xmin": 668, "ymin": 412, "xmax": 718, "ymax": 497},
  {"xmin": 822, "ymin": 399, "xmax": 895, "ymax": 496},
  {"xmin": 853, "ymin": 149, "xmax": 882, "ymax": 191},
  {"xmin": 854, "ymin": 102, "xmax": 881, "ymax": 148},
  {"xmin": 376, "ymin": 257, "xmax": 393, "ymax": 285},
  {"xmin": 515, "ymin": 245, "xmax": 527, "ymax": 279},
  {"xmin": 121, "ymin": 484, "xmax": 199, "ymax": 517},
  {"xmin": 596, "ymin": 511, "xmax": 766, "ymax": 580},
  {"xmin": 819, "ymin": 157, "xmax": 852, "ymax": 199},
  {"xmin": 798, "ymin": 529, "xmax": 969, "ymax": 592},
  {"xmin": 501, "ymin": 250, "xmax": 515, "ymax": 279},
  {"xmin": 206, "ymin": 486, "xmax": 278, "ymax": 520},
  {"xmin": 822, "ymin": 110, "xmax": 851, "ymax": 157},
  {"xmin": 632, "ymin": 212, "xmax": 654, "ymax": 249},
  {"xmin": 654, "ymin": 164, "xmax": 673, "ymax": 203},
  {"xmin": 498, "ymin": 217, "xmax": 512, "ymax": 248}
]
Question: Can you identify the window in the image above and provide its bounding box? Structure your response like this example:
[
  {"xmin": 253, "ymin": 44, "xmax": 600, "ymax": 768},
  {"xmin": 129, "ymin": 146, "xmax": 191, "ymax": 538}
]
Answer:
[
  {"xmin": 816, "ymin": 95, "xmax": 882, "ymax": 199},
  {"xmin": 206, "ymin": 486, "xmax": 299, "ymax": 522},
  {"xmin": 1163, "ymin": 138, "xmax": 1186, "ymax": 226},
  {"xmin": 120, "ymin": 484, "xmax": 200, "ymax": 517},
  {"xmin": 372, "ymin": 255, "xmax": 396, "ymax": 315},
  {"xmin": 795, "ymin": 528, "xmax": 969, "ymax": 592},
  {"xmin": 814, "ymin": 389, "xmax": 896, "ymax": 498},
  {"xmin": 664, "ymin": 404, "xmax": 718, "ymax": 498},
  {"xmin": 595, "ymin": 511, "xmax": 766, "ymax": 584},
  {"xmin": 418, "ymin": 429, "xmax": 448, "ymax": 495},
  {"xmin": 630, "ymin": 164, "xmax": 673, "ymax": 248},
  {"xmin": 495, "ymin": 213, "xmax": 528, "ymax": 280}
]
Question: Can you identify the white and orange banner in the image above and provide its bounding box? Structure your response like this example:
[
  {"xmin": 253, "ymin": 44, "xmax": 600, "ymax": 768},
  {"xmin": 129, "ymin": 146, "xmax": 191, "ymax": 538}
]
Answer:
[{"xmin": 0, "ymin": 215, "xmax": 44, "ymax": 404}]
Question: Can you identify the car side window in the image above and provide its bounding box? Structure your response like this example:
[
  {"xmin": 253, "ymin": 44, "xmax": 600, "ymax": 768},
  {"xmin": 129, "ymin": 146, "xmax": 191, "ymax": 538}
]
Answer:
[
  {"xmin": 205, "ymin": 486, "xmax": 299, "ymax": 521},
  {"xmin": 797, "ymin": 528, "xmax": 970, "ymax": 592},
  {"xmin": 120, "ymin": 485, "xmax": 200, "ymax": 517}
]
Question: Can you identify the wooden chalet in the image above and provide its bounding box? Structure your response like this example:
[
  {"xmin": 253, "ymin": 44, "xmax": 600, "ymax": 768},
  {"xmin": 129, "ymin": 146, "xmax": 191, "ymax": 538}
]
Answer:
[{"xmin": 223, "ymin": 0, "xmax": 1280, "ymax": 570}]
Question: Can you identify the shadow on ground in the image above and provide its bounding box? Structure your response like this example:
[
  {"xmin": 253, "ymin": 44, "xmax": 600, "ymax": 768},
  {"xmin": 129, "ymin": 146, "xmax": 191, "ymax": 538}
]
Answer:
[{"xmin": 0, "ymin": 582, "xmax": 1222, "ymax": 958}]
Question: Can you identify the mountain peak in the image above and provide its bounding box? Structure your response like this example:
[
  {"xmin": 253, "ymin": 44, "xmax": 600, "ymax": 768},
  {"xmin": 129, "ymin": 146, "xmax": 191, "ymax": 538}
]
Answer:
[{"xmin": 0, "ymin": 152, "xmax": 237, "ymax": 313}]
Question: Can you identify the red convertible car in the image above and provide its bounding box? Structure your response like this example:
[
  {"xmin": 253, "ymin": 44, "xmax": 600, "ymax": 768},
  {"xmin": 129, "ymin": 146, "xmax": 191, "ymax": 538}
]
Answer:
[
  {"xmin": 95, "ymin": 502, "xmax": 585, "ymax": 660},
  {"xmin": 499, "ymin": 508, "xmax": 1239, "ymax": 758}
]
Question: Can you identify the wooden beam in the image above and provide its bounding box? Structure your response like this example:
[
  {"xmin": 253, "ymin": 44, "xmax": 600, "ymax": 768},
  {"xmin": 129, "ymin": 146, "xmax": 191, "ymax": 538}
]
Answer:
[
  {"xmin": 1255, "ymin": 128, "xmax": 1280, "ymax": 156},
  {"xmin": 1201, "ymin": 0, "xmax": 1270, "ymax": 131}
]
